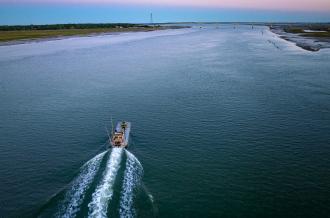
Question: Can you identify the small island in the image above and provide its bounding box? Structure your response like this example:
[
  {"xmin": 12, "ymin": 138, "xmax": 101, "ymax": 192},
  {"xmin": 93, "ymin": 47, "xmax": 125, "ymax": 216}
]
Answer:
[
  {"xmin": 269, "ymin": 23, "xmax": 330, "ymax": 51},
  {"xmin": 0, "ymin": 23, "xmax": 188, "ymax": 44}
]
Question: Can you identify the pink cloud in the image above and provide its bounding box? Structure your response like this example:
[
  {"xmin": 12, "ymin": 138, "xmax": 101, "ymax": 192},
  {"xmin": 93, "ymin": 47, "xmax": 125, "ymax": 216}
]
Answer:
[{"xmin": 3, "ymin": 0, "xmax": 330, "ymax": 11}]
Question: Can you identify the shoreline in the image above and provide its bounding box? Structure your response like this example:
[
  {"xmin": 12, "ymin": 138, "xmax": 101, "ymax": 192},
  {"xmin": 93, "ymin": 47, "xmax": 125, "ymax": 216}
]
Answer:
[
  {"xmin": 0, "ymin": 25, "xmax": 189, "ymax": 46},
  {"xmin": 269, "ymin": 24, "xmax": 330, "ymax": 52}
]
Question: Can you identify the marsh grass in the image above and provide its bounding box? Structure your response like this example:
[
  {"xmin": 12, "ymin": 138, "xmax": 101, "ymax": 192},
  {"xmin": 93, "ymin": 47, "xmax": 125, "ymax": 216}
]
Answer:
[{"xmin": 0, "ymin": 26, "xmax": 169, "ymax": 42}]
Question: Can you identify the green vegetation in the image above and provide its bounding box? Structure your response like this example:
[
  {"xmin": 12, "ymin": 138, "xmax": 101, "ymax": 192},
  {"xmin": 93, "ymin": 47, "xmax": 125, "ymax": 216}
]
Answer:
[
  {"xmin": 301, "ymin": 31, "xmax": 330, "ymax": 38},
  {"xmin": 0, "ymin": 23, "xmax": 149, "ymax": 31},
  {"xmin": 282, "ymin": 24, "xmax": 330, "ymax": 37},
  {"xmin": 0, "ymin": 23, "xmax": 184, "ymax": 43},
  {"xmin": 283, "ymin": 27, "xmax": 305, "ymax": 34},
  {"xmin": 269, "ymin": 23, "xmax": 330, "ymax": 51}
]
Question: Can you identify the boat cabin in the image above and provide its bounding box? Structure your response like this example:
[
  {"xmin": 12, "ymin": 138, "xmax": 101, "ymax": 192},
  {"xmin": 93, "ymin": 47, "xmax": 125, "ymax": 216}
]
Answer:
[{"xmin": 112, "ymin": 131, "xmax": 125, "ymax": 146}]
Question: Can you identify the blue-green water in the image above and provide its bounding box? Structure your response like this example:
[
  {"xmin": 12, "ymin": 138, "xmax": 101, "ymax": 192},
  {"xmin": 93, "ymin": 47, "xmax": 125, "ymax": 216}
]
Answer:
[{"xmin": 1, "ymin": 25, "xmax": 330, "ymax": 217}]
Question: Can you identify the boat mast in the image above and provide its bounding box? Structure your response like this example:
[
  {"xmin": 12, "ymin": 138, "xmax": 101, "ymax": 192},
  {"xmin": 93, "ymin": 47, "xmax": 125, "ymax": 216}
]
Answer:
[
  {"xmin": 111, "ymin": 116, "xmax": 114, "ymax": 134},
  {"xmin": 150, "ymin": 13, "xmax": 153, "ymax": 26},
  {"xmin": 105, "ymin": 125, "xmax": 112, "ymax": 144}
]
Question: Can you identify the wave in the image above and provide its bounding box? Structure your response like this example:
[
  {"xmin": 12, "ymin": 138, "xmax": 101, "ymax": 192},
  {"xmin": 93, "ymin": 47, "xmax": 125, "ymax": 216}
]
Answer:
[
  {"xmin": 119, "ymin": 150, "xmax": 143, "ymax": 218},
  {"xmin": 88, "ymin": 147, "xmax": 123, "ymax": 217},
  {"xmin": 50, "ymin": 147, "xmax": 151, "ymax": 218},
  {"xmin": 56, "ymin": 151, "xmax": 107, "ymax": 218}
]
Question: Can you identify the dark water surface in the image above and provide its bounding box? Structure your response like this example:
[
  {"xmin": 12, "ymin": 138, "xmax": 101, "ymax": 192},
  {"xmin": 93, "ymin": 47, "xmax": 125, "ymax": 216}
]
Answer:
[{"xmin": 1, "ymin": 25, "xmax": 330, "ymax": 217}]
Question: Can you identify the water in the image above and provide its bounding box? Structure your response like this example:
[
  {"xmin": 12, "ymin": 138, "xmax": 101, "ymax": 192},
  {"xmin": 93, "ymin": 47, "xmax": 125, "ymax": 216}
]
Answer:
[
  {"xmin": 1, "ymin": 24, "xmax": 330, "ymax": 217},
  {"xmin": 119, "ymin": 150, "xmax": 144, "ymax": 218},
  {"xmin": 57, "ymin": 151, "xmax": 107, "ymax": 218},
  {"xmin": 88, "ymin": 148, "xmax": 123, "ymax": 217}
]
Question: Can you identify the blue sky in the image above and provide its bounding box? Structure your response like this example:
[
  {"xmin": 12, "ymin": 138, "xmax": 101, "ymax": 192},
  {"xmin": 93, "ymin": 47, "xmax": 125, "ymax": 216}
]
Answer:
[{"xmin": 0, "ymin": 3, "xmax": 330, "ymax": 25}]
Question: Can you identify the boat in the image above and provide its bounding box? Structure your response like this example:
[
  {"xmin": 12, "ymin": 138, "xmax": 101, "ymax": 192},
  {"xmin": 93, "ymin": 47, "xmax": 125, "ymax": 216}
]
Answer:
[{"xmin": 110, "ymin": 121, "xmax": 131, "ymax": 148}]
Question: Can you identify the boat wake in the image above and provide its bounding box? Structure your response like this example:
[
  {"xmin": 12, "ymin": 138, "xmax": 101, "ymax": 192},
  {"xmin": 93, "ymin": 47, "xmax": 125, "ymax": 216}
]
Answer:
[
  {"xmin": 119, "ymin": 150, "xmax": 143, "ymax": 218},
  {"xmin": 88, "ymin": 147, "xmax": 123, "ymax": 217},
  {"xmin": 40, "ymin": 147, "xmax": 152, "ymax": 218},
  {"xmin": 56, "ymin": 151, "xmax": 107, "ymax": 218}
]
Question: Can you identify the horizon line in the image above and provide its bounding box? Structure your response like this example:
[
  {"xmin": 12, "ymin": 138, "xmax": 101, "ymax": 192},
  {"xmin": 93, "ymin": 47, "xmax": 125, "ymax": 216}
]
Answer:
[{"xmin": 1, "ymin": 21, "xmax": 330, "ymax": 26}]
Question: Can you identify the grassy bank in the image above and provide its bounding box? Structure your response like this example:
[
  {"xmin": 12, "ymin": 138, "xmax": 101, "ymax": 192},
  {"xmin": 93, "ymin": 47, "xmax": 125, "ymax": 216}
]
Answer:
[
  {"xmin": 0, "ymin": 24, "xmax": 185, "ymax": 43},
  {"xmin": 269, "ymin": 23, "xmax": 330, "ymax": 51},
  {"xmin": 282, "ymin": 25, "xmax": 330, "ymax": 37}
]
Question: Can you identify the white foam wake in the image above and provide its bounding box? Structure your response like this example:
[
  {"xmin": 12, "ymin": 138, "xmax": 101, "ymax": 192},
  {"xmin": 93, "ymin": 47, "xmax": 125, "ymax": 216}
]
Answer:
[
  {"xmin": 119, "ymin": 150, "xmax": 143, "ymax": 218},
  {"xmin": 57, "ymin": 151, "xmax": 107, "ymax": 218},
  {"xmin": 88, "ymin": 148, "xmax": 123, "ymax": 218}
]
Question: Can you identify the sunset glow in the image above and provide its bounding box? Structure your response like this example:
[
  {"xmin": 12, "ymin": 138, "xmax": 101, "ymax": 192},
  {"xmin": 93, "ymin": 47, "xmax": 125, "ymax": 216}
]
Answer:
[
  {"xmin": 3, "ymin": 0, "xmax": 330, "ymax": 11},
  {"xmin": 1, "ymin": 0, "xmax": 330, "ymax": 24}
]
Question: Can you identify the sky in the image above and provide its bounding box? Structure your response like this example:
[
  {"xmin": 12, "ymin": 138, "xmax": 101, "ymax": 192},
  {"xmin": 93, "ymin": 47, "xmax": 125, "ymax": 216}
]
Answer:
[{"xmin": 0, "ymin": 0, "xmax": 330, "ymax": 25}]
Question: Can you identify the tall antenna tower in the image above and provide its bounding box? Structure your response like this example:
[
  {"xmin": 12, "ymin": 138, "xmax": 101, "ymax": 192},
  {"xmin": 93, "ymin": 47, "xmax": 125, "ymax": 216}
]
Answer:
[{"xmin": 150, "ymin": 13, "xmax": 153, "ymax": 25}]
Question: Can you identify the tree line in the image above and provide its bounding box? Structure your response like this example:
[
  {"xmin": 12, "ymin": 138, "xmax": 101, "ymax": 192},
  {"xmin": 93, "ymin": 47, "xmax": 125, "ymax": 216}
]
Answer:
[{"xmin": 0, "ymin": 23, "xmax": 151, "ymax": 31}]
